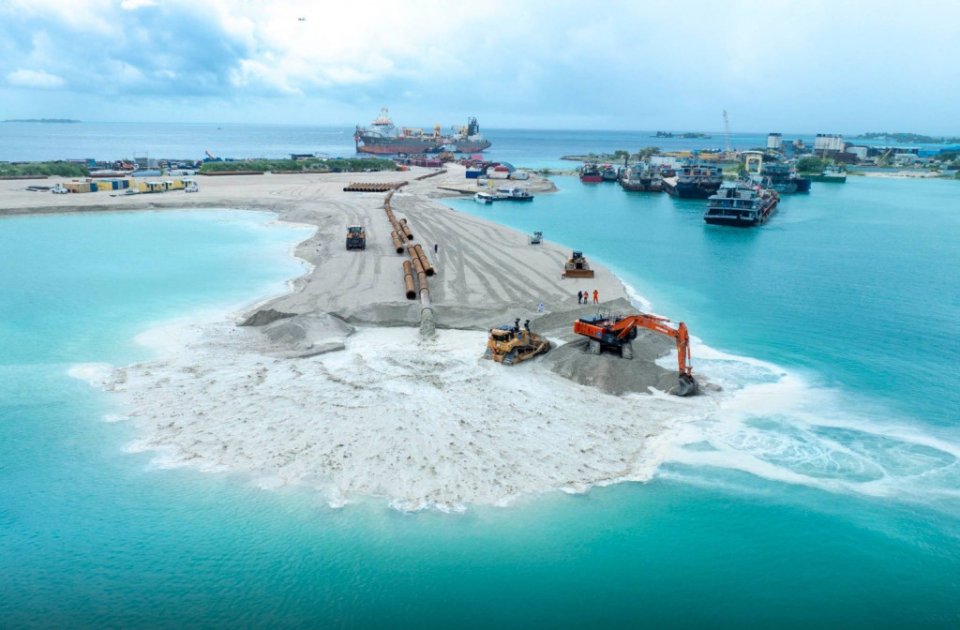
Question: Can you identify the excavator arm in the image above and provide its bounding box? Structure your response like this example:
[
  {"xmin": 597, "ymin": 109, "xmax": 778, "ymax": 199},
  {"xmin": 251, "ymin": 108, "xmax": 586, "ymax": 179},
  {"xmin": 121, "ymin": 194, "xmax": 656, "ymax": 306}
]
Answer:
[{"xmin": 609, "ymin": 315, "xmax": 692, "ymax": 377}]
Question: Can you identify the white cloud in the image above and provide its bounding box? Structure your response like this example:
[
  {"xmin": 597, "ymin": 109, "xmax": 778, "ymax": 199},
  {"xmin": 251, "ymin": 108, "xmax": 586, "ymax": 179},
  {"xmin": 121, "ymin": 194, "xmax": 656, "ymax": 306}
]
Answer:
[
  {"xmin": 120, "ymin": 0, "xmax": 156, "ymax": 8},
  {"xmin": 6, "ymin": 68, "xmax": 65, "ymax": 88}
]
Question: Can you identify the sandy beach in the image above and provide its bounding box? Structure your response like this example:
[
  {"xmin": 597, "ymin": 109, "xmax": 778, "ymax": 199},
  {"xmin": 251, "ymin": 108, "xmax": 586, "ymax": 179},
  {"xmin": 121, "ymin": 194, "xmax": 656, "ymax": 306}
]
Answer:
[{"xmin": 3, "ymin": 165, "xmax": 709, "ymax": 509}]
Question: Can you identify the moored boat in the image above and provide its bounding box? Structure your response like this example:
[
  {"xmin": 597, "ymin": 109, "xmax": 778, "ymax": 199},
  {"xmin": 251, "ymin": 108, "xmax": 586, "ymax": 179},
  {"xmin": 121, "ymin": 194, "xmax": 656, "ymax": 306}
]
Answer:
[
  {"xmin": 579, "ymin": 163, "xmax": 603, "ymax": 183},
  {"xmin": 601, "ymin": 164, "xmax": 619, "ymax": 181},
  {"xmin": 703, "ymin": 181, "xmax": 779, "ymax": 227},
  {"xmin": 619, "ymin": 162, "xmax": 661, "ymax": 192},
  {"xmin": 496, "ymin": 186, "xmax": 534, "ymax": 201},
  {"xmin": 762, "ymin": 162, "xmax": 811, "ymax": 193},
  {"xmin": 808, "ymin": 165, "xmax": 847, "ymax": 183},
  {"xmin": 664, "ymin": 160, "xmax": 723, "ymax": 198}
]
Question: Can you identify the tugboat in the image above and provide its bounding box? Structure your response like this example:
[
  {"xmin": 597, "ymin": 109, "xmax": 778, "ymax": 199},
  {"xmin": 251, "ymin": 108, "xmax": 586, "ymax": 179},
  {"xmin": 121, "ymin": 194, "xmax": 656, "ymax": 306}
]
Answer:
[
  {"xmin": 663, "ymin": 160, "xmax": 723, "ymax": 198},
  {"xmin": 579, "ymin": 163, "xmax": 603, "ymax": 183},
  {"xmin": 703, "ymin": 181, "xmax": 779, "ymax": 227},
  {"xmin": 761, "ymin": 162, "xmax": 811, "ymax": 193},
  {"xmin": 601, "ymin": 164, "xmax": 619, "ymax": 182}
]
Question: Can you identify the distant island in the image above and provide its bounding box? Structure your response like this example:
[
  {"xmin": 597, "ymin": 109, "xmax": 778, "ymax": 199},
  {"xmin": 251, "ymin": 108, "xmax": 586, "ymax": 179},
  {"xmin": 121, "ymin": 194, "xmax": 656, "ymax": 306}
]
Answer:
[
  {"xmin": 855, "ymin": 132, "xmax": 960, "ymax": 144},
  {"xmin": 2, "ymin": 118, "xmax": 81, "ymax": 123},
  {"xmin": 653, "ymin": 131, "xmax": 712, "ymax": 139}
]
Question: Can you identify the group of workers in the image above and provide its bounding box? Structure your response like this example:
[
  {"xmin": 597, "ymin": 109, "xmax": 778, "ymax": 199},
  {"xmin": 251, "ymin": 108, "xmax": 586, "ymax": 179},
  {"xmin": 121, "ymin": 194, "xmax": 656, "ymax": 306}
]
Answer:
[{"xmin": 577, "ymin": 289, "xmax": 599, "ymax": 305}]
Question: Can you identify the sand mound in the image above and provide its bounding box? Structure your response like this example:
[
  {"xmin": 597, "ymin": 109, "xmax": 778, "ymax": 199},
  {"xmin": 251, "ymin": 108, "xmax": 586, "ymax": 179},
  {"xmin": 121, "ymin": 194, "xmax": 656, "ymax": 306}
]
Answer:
[{"xmin": 241, "ymin": 308, "xmax": 295, "ymax": 326}]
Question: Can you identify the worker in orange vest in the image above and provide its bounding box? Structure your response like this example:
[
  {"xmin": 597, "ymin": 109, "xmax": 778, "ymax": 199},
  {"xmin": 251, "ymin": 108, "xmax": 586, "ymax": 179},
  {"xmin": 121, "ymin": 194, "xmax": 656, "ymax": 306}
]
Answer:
[{"xmin": 593, "ymin": 289, "xmax": 599, "ymax": 304}]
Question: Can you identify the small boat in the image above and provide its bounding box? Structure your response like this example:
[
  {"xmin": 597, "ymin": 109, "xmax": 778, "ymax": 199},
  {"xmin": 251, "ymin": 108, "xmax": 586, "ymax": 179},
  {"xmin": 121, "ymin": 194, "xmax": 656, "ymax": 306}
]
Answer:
[
  {"xmin": 808, "ymin": 165, "xmax": 847, "ymax": 183},
  {"xmin": 703, "ymin": 181, "xmax": 779, "ymax": 227},
  {"xmin": 579, "ymin": 163, "xmax": 603, "ymax": 183},
  {"xmin": 474, "ymin": 192, "xmax": 495, "ymax": 204},
  {"xmin": 496, "ymin": 186, "xmax": 534, "ymax": 201},
  {"xmin": 601, "ymin": 164, "xmax": 619, "ymax": 182}
]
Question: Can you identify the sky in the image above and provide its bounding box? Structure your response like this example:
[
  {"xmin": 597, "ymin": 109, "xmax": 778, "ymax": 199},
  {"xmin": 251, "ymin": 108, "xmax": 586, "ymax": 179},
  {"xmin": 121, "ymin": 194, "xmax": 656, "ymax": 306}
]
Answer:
[{"xmin": 1, "ymin": 0, "xmax": 958, "ymax": 133}]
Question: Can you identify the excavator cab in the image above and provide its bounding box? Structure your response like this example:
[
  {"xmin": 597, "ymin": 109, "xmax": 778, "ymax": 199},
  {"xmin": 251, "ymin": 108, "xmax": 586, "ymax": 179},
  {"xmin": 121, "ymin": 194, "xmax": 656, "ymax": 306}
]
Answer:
[
  {"xmin": 484, "ymin": 323, "xmax": 551, "ymax": 365},
  {"xmin": 573, "ymin": 312, "xmax": 698, "ymax": 396}
]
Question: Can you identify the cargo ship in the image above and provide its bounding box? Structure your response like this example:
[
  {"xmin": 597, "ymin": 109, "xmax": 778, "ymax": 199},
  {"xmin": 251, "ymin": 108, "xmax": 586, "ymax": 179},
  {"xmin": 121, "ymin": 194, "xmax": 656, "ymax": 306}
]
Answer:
[
  {"xmin": 703, "ymin": 181, "xmax": 779, "ymax": 227},
  {"xmin": 663, "ymin": 160, "xmax": 723, "ymax": 198},
  {"xmin": 354, "ymin": 108, "xmax": 491, "ymax": 155}
]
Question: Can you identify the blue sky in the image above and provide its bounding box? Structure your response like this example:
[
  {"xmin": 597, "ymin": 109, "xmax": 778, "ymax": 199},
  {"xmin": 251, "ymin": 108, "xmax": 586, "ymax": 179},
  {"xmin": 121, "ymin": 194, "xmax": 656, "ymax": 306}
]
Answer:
[{"xmin": 1, "ymin": 0, "xmax": 958, "ymax": 133}]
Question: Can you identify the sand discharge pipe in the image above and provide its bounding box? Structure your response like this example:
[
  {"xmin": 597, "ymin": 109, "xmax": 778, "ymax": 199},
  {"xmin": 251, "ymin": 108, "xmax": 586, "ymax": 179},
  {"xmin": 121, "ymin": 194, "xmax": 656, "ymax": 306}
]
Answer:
[
  {"xmin": 413, "ymin": 244, "xmax": 435, "ymax": 277},
  {"xmin": 391, "ymin": 231, "xmax": 405, "ymax": 254},
  {"xmin": 402, "ymin": 260, "xmax": 417, "ymax": 299}
]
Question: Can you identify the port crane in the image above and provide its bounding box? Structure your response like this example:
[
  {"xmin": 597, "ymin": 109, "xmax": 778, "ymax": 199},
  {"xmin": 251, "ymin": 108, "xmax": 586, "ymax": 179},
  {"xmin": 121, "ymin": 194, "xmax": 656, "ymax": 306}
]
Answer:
[
  {"xmin": 722, "ymin": 110, "xmax": 733, "ymax": 158},
  {"xmin": 573, "ymin": 312, "xmax": 697, "ymax": 396}
]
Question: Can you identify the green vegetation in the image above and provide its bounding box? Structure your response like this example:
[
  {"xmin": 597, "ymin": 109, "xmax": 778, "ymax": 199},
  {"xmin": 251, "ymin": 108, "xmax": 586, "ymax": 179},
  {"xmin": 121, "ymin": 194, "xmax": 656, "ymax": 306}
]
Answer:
[
  {"xmin": 856, "ymin": 132, "xmax": 960, "ymax": 144},
  {"xmin": 199, "ymin": 157, "xmax": 396, "ymax": 175},
  {"xmin": 0, "ymin": 161, "xmax": 89, "ymax": 177},
  {"xmin": 797, "ymin": 156, "xmax": 829, "ymax": 174},
  {"xmin": 634, "ymin": 147, "xmax": 661, "ymax": 161}
]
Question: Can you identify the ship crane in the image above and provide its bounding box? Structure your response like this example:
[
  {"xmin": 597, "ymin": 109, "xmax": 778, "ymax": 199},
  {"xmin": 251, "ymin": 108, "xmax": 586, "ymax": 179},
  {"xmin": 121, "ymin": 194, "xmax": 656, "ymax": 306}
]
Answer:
[{"xmin": 573, "ymin": 312, "xmax": 697, "ymax": 396}]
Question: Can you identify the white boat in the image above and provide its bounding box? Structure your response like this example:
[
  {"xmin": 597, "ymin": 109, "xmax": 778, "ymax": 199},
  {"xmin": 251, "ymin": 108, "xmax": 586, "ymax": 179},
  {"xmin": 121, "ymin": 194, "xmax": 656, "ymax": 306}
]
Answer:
[{"xmin": 474, "ymin": 192, "xmax": 495, "ymax": 204}]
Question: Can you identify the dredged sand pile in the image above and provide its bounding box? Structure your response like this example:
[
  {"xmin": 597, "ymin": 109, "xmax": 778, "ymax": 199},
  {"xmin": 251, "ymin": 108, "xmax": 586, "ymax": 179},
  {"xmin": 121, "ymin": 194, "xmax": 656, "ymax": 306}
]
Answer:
[{"xmin": 3, "ymin": 165, "xmax": 704, "ymax": 509}]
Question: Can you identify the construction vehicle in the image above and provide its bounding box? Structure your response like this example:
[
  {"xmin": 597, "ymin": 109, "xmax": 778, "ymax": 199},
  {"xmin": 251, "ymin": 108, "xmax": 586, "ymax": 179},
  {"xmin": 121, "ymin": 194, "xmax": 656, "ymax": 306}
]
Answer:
[
  {"xmin": 562, "ymin": 251, "xmax": 594, "ymax": 278},
  {"xmin": 529, "ymin": 231, "xmax": 543, "ymax": 245},
  {"xmin": 573, "ymin": 312, "xmax": 697, "ymax": 396},
  {"xmin": 483, "ymin": 319, "xmax": 551, "ymax": 365},
  {"xmin": 346, "ymin": 226, "xmax": 366, "ymax": 250}
]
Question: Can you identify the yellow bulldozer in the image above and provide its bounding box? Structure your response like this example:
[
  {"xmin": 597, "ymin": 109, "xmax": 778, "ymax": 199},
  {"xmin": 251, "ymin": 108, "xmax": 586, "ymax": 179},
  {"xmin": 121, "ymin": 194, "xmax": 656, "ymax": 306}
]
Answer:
[
  {"xmin": 562, "ymin": 250, "xmax": 594, "ymax": 278},
  {"xmin": 483, "ymin": 319, "xmax": 551, "ymax": 365}
]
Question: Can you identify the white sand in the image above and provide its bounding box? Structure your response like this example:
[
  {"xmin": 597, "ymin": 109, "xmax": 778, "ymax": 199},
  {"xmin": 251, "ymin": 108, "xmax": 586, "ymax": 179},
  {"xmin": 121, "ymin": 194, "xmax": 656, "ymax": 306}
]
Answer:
[
  {"xmin": 3, "ymin": 166, "xmax": 707, "ymax": 509},
  {"xmin": 75, "ymin": 321, "xmax": 710, "ymax": 511}
]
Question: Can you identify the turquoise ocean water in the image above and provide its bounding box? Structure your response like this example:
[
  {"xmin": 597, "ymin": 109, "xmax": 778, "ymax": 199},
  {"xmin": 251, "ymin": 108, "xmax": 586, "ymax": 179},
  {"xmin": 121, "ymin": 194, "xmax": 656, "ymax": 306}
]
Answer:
[{"xmin": 2, "ymin": 180, "xmax": 960, "ymax": 625}]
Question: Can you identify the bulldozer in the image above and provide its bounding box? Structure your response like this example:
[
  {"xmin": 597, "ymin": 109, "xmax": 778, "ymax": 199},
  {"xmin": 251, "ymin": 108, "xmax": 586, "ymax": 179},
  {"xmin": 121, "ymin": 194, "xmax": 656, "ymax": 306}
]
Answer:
[
  {"xmin": 483, "ymin": 320, "xmax": 551, "ymax": 365},
  {"xmin": 573, "ymin": 312, "xmax": 698, "ymax": 396},
  {"xmin": 562, "ymin": 251, "xmax": 594, "ymax": 278},
  {"xmin": 346, "ymin": 226, "xmax": 366, "ymax": 250}
]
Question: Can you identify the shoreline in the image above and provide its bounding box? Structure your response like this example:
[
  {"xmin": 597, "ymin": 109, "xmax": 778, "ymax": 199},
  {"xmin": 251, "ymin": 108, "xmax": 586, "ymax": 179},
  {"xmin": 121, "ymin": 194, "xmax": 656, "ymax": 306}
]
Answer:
[{"xmin": 6, "ymin": 166, "xmax": 711, "ymax": 509}]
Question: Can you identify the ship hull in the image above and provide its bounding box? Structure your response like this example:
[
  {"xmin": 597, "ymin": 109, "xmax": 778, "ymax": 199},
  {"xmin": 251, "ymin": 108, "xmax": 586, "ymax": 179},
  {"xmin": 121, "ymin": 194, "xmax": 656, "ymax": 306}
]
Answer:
[
  {"xmin": 808, "ymin": 174, "xmax": 847, "ymax": 183},
  {"xmin": 356, "ymin": 139, "xmax": 442, "ymax": 155},
  {"xmin": 704, "ymin": 201, "xmax": 778, "ymax": 227},
  {"xmin": 452, "ymin": 140, "xmax": 492, "ymax": 152},
  {"xmin": 668, "ymin": 180, "xmax": 722, "ymax": 198},
  {"xmin": 580, "ymin": 175, "xmax": 603, "ymax": 183}
]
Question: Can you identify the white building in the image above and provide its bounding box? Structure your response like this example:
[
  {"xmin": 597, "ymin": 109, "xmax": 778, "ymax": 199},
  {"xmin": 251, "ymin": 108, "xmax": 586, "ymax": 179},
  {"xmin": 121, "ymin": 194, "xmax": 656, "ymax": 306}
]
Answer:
[
  {"xmin": 767, "ymin": 133, "xmax": 783, "ymax": 150},
  {"xmin": 847, "ymin": 146, "xmax": 868, "ymax": 160},
  {"xmin": 814, "ymin": 133, "xmax": 845, "ymax": 152}
]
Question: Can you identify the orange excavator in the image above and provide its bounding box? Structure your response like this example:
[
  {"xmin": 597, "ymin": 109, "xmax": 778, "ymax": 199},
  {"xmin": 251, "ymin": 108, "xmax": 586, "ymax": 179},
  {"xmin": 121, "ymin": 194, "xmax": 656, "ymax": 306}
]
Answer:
[{"xmin": 573, "ymin": 313, "xmax": 697, "ymax": 396}]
